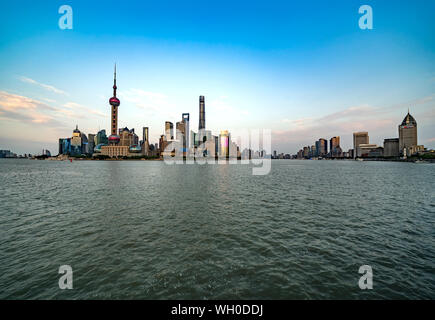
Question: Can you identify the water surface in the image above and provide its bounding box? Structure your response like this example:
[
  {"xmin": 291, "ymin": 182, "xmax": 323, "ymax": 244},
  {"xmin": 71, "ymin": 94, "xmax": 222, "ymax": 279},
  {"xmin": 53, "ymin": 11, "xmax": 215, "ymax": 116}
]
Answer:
[{"xmin": 0, "ymin": 159, "xmax": 434, "ymax": 299}]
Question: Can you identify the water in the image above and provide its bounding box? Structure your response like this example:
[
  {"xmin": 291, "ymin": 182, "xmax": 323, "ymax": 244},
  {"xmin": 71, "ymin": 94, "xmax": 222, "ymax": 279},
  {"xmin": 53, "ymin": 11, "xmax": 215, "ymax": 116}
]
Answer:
[{"xmin": 0, "ymin": 159, "xmax": 434, "ymax": 299}]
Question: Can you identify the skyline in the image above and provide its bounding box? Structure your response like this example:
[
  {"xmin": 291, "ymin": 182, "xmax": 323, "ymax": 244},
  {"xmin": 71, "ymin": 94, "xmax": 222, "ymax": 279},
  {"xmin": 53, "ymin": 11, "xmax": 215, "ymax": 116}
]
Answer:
[{"xmin": 1, "ymin": 0, "xmax": 435, "ymax": 155}]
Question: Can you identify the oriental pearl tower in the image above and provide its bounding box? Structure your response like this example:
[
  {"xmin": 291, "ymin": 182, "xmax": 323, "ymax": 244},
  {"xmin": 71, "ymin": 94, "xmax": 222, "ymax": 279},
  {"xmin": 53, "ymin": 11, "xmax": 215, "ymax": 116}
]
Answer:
[{"xmin": 108, "ymin": 64, "xmax": 121, "ymax": 145}]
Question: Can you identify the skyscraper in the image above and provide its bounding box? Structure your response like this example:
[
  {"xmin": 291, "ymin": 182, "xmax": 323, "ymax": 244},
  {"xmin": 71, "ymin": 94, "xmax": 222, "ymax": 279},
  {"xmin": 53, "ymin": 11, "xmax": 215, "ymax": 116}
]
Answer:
[
  {"xmin": 182, "ymin": 113, "xmax": 190, "ymax": 150},
  {"xmin": 88, "ymin": 133, "xmax": 95, "ymax": 155},
  {"xmin": 316, "ymin": 138, "xmax": 328, "ymax": 156},
  {"xmin": 165, "ymin": 121, "xmax": 174, "ymax": 140},
  {"xmin": 353, "ymin": 132, "xmax": 369, "ymax": 159},
  {"xmin": 142, "ymin": 127, "xmax": 149, "ymax": 156},
  {"xmin": 399, "ymin": 110, "xmax": 418, "ymax": 156},
  {"xmin": 329, "ymin": 136, "xmax": 341, "ymax": 157},
  {"xmin": 199, "ymin": 95, "xmax": 205, "ymax": 131},
  {"xmin": 108, "ymin": 64, "xmax": 121, "ymax": 145},
  {"xmin": 71, "ymin": 125, "xmax": 82, "ymax": 155},
  {"xmin": 219, "ymin": 130, "xmax": 229, "ymax": 158}
]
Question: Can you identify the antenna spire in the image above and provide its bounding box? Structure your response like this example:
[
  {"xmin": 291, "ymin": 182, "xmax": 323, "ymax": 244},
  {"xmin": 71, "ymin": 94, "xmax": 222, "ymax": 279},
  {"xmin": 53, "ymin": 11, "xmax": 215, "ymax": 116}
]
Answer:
[{"xmin": 113, "ymin": 63, "xmax": 117, "ymax": 97}]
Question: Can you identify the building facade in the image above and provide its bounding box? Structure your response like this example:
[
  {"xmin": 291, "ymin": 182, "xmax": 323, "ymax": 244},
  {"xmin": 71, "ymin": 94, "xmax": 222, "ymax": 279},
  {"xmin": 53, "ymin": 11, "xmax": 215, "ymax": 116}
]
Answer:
[
  {"xmin": 383, "ymin": 138, "xmax": 399, "ymax": 157},
  {"xmin": 399, "ymin": 111, "xmax": 418, "ymax": 156},
  {"xmin": 353, "ymin": 132, "xmax": 369, "ymax": 159},
  {"xmin": 199, "ymin": 95, "xmax": 205, "ymax": 131}
]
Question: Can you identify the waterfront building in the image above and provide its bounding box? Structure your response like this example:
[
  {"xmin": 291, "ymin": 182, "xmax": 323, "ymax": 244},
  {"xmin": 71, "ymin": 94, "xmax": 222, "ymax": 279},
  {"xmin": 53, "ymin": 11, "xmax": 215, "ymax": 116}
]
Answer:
[
  {"xmin": 159, "ymin": 135, "xmax": 167, "ymax": 156},
  {"xmin": 182, "ymin": 113, "xmax": 190, "ymax": 149},
  {"xmin": 165, "ymin": 121, "xmax": 174, "ymax": 140},
  {"xmin": 58, "ymin": 138, "xmax": 71, "ymax": 155},
  {"xmin": 95, "ymin": 129, "xmax": 108, "ymax": 145},
  {"xmin": 119, "ymin": 127, "xmax": 136, "ymax": 147},
  {"xmin": 71, "ymin": 125, "xmax": 83, "ymax": 155},
  {"xmin": 199, "ymin": 95, "xmax": 205, "ymax": 131},
  {"xmin": 142, "ymin": 127, "xmax": 149, "ymax": 156},
  {"xmin": 303, "ymin": 146, "xmax": 310, "ymax": 158},
  {"xmin": 219, "ymin": 130, "xmax": 230, "ymax": 158},
  {"xmin": 0, "ymin": 150, "xmax": 17, "ymax": 158},
  {"xmin": 88, "ymin": 134, "xmax": 95, "ymax": 155},
  {"xmin": 316, "ymin": 138, "xmax": 328, "ymax": 156},
  {"xmin": 297, "ymin": 149, "xmax": 303, "ymax": 159},
  {"xmin": 399, "ymin": 111, "xmax": 418, "ymax": 156},
  {"xmin": 81, "ymin": 133, "xmax": 89, "ymax": 154},
  {"xmin": 383, "ymin": 138, "xmax": 399, "ymax": 157},
  {"xmin": 353, "ymin": 132, "xmax": 369, "ymax": 159},
  {"xmin": 214, "ymin": 135, "xmax": 219, "ymax": 156},
  {"xmin": 356, "ymin": 143, "xmax": 380, "ymax": 158},
  {"xmin": 176, "ymin": 120, "xmax": 186, "ymax": 152},
  {"xmin": 311, "ymin": 145, "xmax": 317, "ymax": 157},
  {"xmin": 329, "ymin": 136, "xmax": 341, "ymax": 157}
]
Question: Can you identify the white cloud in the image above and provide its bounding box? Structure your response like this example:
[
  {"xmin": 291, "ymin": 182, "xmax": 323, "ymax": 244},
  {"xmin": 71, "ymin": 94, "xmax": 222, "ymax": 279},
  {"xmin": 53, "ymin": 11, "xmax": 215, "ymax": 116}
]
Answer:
[{"xmin": 20, "ymin": 76, "xmax": 68, "ymax": 95}]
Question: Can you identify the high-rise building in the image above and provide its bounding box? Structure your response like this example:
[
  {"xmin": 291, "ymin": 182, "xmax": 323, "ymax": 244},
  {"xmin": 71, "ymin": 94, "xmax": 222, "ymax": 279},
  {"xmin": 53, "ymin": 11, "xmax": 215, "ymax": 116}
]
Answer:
[
  {"xmin": 353, "ymin": 132, "xmax": 369, "ymax": 159},
  {"xmin": 108, "ymin": 64, "xmax": 121, "ymax": 145},
  {"xmin": 199, "ymin": 95, "xmax": 205, "ymax": 131},
  {"xmin": 316, "ymin": 138, "xmax": 328, "ymax": 156},
  {"xmin": 303, "ymin": 146, "xmax": 310, "ymax": 158},
  {"xmin": 59, "ymin": 138, "xmax": 72, "ymax": 155},
  {"xmin": 95, "ymin": 129, "xmax": 108, "ymax": 145},
  {"xmin": 399, "ymin": 111, "xmax": 418, "ymax": 156},
  {"xmin": 119, "ymin": 127, "xmax": 136, "ymax": 147},
  {"xmin": 329, "ymin": 136, "xmax": 341, "ymax": 157},
  {"xmin": 88, "ymin": 134, "xmax": 95, "ymax": 155},
  {"xmin": 165, "ymin": 121, "xmax": 174, "ymax": 140},
  {"xmin": 383, "ymin": 138, "xmax": 399, "ymax": 157},
  {"xmin": 142, "ymin": 127, "xmax": 149, "ymax": 156},
  {"xmin": 219, "ymin": 130, "xmax": 229, "ymax": 158},
  {"xmin": 71, "ymin": 125, "xmax": 82, "ymax": 155},
  {"xmin": 311, "ymin": 145, "xmax": 316, "ymax": 157},
  {"xmin": 182, "ymin": 113, "xmax": 190, "ymax": 150},
  {"xmin": 176, "ymin": 120, "xmax": 186, "ymax": 153}
]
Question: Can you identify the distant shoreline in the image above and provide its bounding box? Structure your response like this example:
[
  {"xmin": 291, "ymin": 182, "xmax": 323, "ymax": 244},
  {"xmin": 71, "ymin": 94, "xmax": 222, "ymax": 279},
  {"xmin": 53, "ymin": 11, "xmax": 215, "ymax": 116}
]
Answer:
[{"xmin": 2, "ymin": 157, "xmax": 434, "ymax": 163}]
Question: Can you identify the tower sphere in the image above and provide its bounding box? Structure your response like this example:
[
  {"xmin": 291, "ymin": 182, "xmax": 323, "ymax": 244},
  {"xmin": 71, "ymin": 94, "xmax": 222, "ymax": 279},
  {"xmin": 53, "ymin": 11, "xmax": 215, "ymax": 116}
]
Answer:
[
  {"xmin": 109, "ymin": 97, "xmax": 120, "ymax": 107},
  {"xmin": 108, "ymin": 134, "xmax": 120, "ymax": 144}
]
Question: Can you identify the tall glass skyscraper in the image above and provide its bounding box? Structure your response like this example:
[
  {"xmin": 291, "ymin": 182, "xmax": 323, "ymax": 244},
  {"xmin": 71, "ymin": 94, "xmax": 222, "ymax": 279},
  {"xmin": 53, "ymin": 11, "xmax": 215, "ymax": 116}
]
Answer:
[{"xmin": 198, "ymin": 96, "xmax": 205, "ymax": 131}]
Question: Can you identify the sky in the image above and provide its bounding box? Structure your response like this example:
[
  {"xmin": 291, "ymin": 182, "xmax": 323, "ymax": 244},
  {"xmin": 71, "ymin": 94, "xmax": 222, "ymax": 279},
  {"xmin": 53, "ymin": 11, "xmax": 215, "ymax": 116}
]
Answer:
[{"xmin": 0, "ymin": 0, "xmax": 434, "ymax": 155}]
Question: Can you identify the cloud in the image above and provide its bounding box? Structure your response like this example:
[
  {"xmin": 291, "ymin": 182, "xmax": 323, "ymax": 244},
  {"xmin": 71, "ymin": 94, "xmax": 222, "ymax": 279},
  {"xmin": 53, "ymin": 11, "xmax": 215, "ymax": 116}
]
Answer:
[
  {"xmin": 272, "ymin": 94, "xmax": 435, "ymax": 153},
  {"xmin": 0, "ymin": 91, "xmax": 107, "ymax": 129},
  {"xmin": 20, "ymin": 76, "xmax": 68, "ymax": 95},
  {"xmin": 0, "ymin": 90, "xmax": 58, "ymax": 124},
  {"xmin": 62, "ymin": 102, "xmax": 106, "ymax": 118}
]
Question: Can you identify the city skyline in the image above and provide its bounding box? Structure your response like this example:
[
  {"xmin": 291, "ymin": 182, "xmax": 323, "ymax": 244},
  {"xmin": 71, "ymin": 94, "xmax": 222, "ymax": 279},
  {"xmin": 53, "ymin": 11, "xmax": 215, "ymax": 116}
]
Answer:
[{"xmin": 1, "ymin": 0, "xmax": 435, "ymax": 155}]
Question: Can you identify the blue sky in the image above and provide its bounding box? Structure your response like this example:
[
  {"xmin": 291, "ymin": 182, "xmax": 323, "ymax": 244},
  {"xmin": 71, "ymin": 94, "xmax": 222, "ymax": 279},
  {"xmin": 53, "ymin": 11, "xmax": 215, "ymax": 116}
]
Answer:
[{"xmin": 0, "ymin": 0, "xmax": 434, "ymax": 154}]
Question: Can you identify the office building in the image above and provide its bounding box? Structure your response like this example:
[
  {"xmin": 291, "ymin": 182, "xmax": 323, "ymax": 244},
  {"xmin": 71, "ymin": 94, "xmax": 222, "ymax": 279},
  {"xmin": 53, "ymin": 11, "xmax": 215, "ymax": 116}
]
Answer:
[
  {"xmin": 199, "ymin": 95, "xmax": 205, "ymax": 130},
  {"xmin": 353, "ymin": 132, "xmax": 369, "ymax": 159},
  {"xmin": 399, "ymin": 111, "xmax": 418, "ymax": 156},
  {"xmin": 165, "ymin": 121, "xmax": 174, "ymax": 140},
  {"xmin": 383, "ymin": 138, "xmax": 399, "ymax": 157}
]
